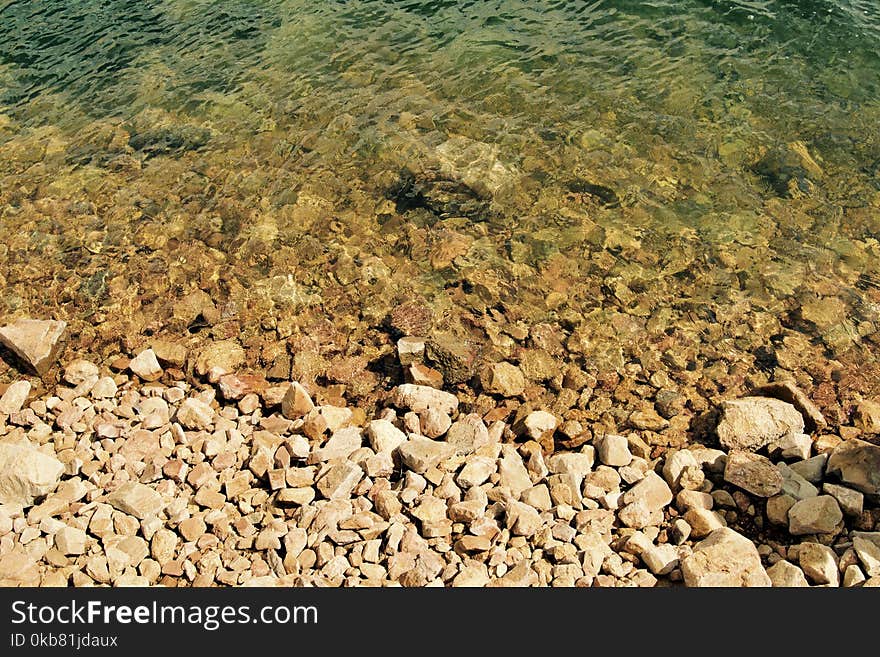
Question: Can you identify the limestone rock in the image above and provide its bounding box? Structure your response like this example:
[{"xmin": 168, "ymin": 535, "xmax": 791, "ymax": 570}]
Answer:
[
  {"xmin": 397, "ymin": 437, "xmax": 455, "ymax": 474},
  {"xmin": 0, "ymin": 318, "xmax": 66, "ymax": 375},
  {"xmin": 596, "ymin": 434, "xmax": 632, "ymax": 467},
  {"xmin": 0, "ymin": 380, "xmax": 30, "ymax": 415},
  {"xmin": 822, "ymin": 483, "xmax": 863, "ymax": 517},
  {"xmin": 445, "ymin": 414, "xmax": 490, "ymax": 455},
  {"xmin": 826, "ymin": 439, "xmax": 880, "ymax": 498},
  {"xmin": 128, "ymin": 348, "xmax": 163, "ymax": 381},
  {"xmin": 367, "ymin": 419, "xmax": 407, "ymax": 454},
  {"xmin": 176, "ymin": 397, "xmax": 214, "ymax": 430},
  {"xmin": 788, "ymin": 496, "xmax": 842, "ymax": 535},
  {"xmin": 723, "ymin": 451, "xmax": 783, "ymax": 497},
  {"xmin": 854, "ymin": 399, "xmax": 880, "ymax": 435},
  {"xmin": 753, "ymin": 381, "xmax": 827, "ymax": 431},
  {"xmin": 681, "ymin": 528, "xmax": 771, "ymax": 587},
  {"xmin": 853, "ymin": 536, "xmax": 880, "ymax": 577},
  {"xmin": 480, "ymin": 362, "xmax": 525, "ymax": 397},
  {"xmin": 309, "ymin": 427, "xmax": 363, "ymax": 463},
  {"xmin": 392, "ymin": 384, "xmax": 458, "ymax": 415},
  {"xmin": 107, "ymin": 482, "xmax": 165, "ymax": 519},
  {"xmin": 766, "ymin": 560, "xmax": 809, "ymax": 587},
  {"xmin": 0, "ymin": 441, "xmax": 64, "ymax": 507},
  {"xmin": 281, "ymin": 382, "xmax": 315, "ymax": 419},
  {"xmin": 622, "ymin": 472, "xmax": 673, "ymax": 512},
  {"xmin": 797, "ymin": 542, "xmax": 839, "ymax": 586},
  {"xmin": 54, "ymin": 526, "xmax": 88, "ymax": 555},
  {"xmin": 715, "ymin": 397, "xmax": 804, "ymax": 452},
  {"xmin": 777, "ymin": 463, "xmax": 819, "ymax": 501},
  {"xmin": 316, "ymin": 461, "xmax": 363, "ymax": 500},
  {"xmin": 195, "ymin": 340, "xmax": 245, "ymax": 378},
  {"xmin": 518, "ymin": 410, "xmax": 558, "ymax": 441}
]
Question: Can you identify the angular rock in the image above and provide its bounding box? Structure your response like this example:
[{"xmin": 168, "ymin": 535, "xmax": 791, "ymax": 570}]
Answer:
[
  {"xmin": 446, "ymin": 414, "xmax": 490, "ymax": 456},
  {"xmin": 281, "ymin": 382, "xmax": 315, "ymax": 419},
  {"xmin": 195, "ymin": 340, "xmax": 245, "ymax": 377},
  {"xmin": 392, "ymin": 384, "xmax": 458, "ymax": 415},
  {"xmin": 0, "ymin": 380, "xmax": 30, "ymax": 415},
  {"xmin": 419, "ymin": 408, "xmax": 451, "ymax": 439},
  {"xmin": 854, "ymin": 400, "xmax": 880, "ymax": 435},
  {"xmin": 54, "ymin": 526, "xmax": 88, "ymax": 555},
  {"xmin": 107, "ymin": 482, "xmax": 165, "ymax": 519},
  {"xmin": 596, "ymin": 434, "xmax": 632, "ymax": 467},
  {"xmin": 753, "ymin": 381, "xmax": 827, "ymax": 431},
  {"xmin": 767, "ymin": 432, "xmax": 812, "ymax": 461},
  {"xmin": 766, "ymin": 494, "xmax": 796, "ymax": 525},
  {"xmin": 715, "ymin": 397, "xmax": 804, "ymax": 451},
  {"xmin": 397, "ymin": 437, "xmax": 455, "ymax": 474},
  {"xmin": 789, "ymin": 455, "xmax": 826, "ymax": 484},
  {"xmin": 788, "ymin": 496, "xmax": 842, "ymax": 535},
  {"xmin": 622, "ymin": 472, "xmax": 673, "ymax": 512},
  {"xmin": 681, "ymin": 528, "xmax": 771, "ymax": 587},
  {"xmin": 826, "ymin": 439, "xmax": 880, "ymax": 498},
  {"xmin": 480, "ymin": 362, "xmax": 525, "ymax": 397},
  {"xmin": 456, "ymin": 456, "xmax": 496, "ymax": 488},
  {"xmin": 662, "ymin": 449, "xmax": 699, "ymax": 489},
  {"xmin": 683, "ymin": 508, "xmax": 727, "ymax": 538},
  {"xmin": 0, "ymin": 318, "xmax": 66, "ymax": 375},
  {"xmin": 309, "ymin": 427, "xmax": 363, "ymax": 463},
  {"xmin": 128, "ymin": 348, "xmax": 163, "ymax": 381},
  {"xmin": 766, "ymin": 560, "xmax": 809, "ymax": 587},
  {"xmin": 176, "ymin": 397, "xmax": 214, "ymax": 430},
  {"xmin": 777, "ymin": 463, "xmax": 819, "ymax": 500},
  {"xmin": 798, "ymin": 542, "xmax": 839, "ymax": 586},
  {"xmin": 316, "ymin": 460, "xmax": 363, "ymax": 500},
  {"xmin": 822, "ymin": 482, "xmax": 863, "ymax": 517},
  {"xmin": 723, "ymin": 451, "xmax": 783, "ymax": 497},
  {"xmin": 367, "ymin": 419, "xmax": 407, "ymax": 454},
  {"xmin": 518, "ymin": 410, "xmax": 558, "ymax": 441},
  {"xmin": 0, "ymin": 441, "xmax": 64, "ymax": 507}
]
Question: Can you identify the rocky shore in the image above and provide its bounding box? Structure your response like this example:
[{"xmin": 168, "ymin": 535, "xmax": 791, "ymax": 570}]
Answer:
[{"xmin": 1, "ymin": 317, "xmax": 879, "ymax": 587}]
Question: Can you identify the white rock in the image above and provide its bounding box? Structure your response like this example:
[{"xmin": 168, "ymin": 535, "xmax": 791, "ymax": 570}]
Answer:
[
  {"xmin": 419, "ymin": 408, "xmax": 451, "ymax": 439},
  {"xmin": 366, "ymin": 420, "xmax": 407, "ymax": 454},
  {"xmin": 546, "ymin": 451, "xmax": 595, "ymax": 485},
  {"xmin": 0, "ymin": 441, "xmax": 64, "ymax": 508},
  {"xmin": 54, "ymin": 526, "xmax": 88, "ymax": 555},
  {"xmin": 281, "ymin": 382, "xmax": 315, "ymax": 419},
  {"xmin": 622, "ymin": 472, "xmax": 672, "ymax": 512},
  {"xmin": 0, "ymin": 381, "xmax": 30, "ymax": 415},
  {"xmin": 392, "ymin": 384, "xmax": 458, "ymax": 415},
  {"xmin": 788, "ymin": 496, "xmax": 842, "ymax": 535},
  {"xmin": 843, "ymin": 564, "xmax": 866, "ymax": 587},
  {"xmin": 662, "ymin": 449, "xmax": 699, "ymax": 488},
  {"xmin": 91, "ymin": 377, "xmax": 118, "ymax": 399},
  {"xmin": 498, "ymin": 445, "xmax": 532, "ymax": 498},
  {"xmin": 681, "ymin": 528, "xmax": 771, "ymax": 587},
  {"xmin": 176, "ymin": 397, "xmax": 214, "ymax": 430},
  {"xmin": 522, "ymin": 410, "xmax": 558, "ymax": 441},
  {"xmin": 0, "ymin": 318, "xmax": 66, "ymax": 375},
  {"xmin": 766, "ymin": 560, "xmax": 809, "ymax": 587},
  {"xmin": 315, "ymin": 460, "xmax": 363, "ymax": 500},
  {"xmin": 505, "ymin": 500, "xmax": 543, "ymax": 537},
  {"xmin": 397, "ymin": 437, "xmax": 455, "ymax": 474},
  {"xmin": 683, "ymin": 508, "xmax": 727, "ymax": 538},
  {"xmin": 107, "ymin": 482, "xmax": 165, "ymax": 519},
  {"xmin": 596, "ymin": 434, "xmax": 632, "ymax": 467},
  {"xmin": 642, "ymin": 544, "xmax": 680, "ymax": 576},
  {"xmin": 446, "ymin": 414, "xmax": 490, "ymax": 455},
  {"xmin": 309, "ymin": 427, "xmax": 363, "ymax": 462},
  {"xmin": 798, "ymin": 542, "xmax": 839, "ymax": 586},
  {"xmin": 456, "ymin": 456, "xmax": 496, "ymax": 488},
  {"xmin": 767, "ymin": 432, "xmax": 812, "ymax": 461},
  {"xmin": 715, "ymin": 397, "xmax": 804, "ymax": 451},
  {"xmin": 63, "ymin": 359, "xmax": 99, "ymax": 386},
  {"xmin": 853, "ymin": 536, "xmax": 880, "ymax": 577},
  {"xmin": 128, "ymin": 348, "xmax": 163, "ymax": 381}
]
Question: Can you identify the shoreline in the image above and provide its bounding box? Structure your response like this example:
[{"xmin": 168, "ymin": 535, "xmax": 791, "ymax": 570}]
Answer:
[{"xmin": 0, "ymin": 318, "xmax": 878, "ymax": 587}]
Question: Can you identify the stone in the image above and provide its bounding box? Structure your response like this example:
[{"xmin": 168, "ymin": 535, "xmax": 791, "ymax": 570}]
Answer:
[
  {"xmin": 498, "ymin": 445, "xmax": 533, "ymax": 498},
  {"xmin": 723, "ymin": 451, "xmax": 783, "ymax": 497},
  {"xmin": 596, "ymin": 434, "xmax": 632, "ymax": 467},
  {"xmin": 309, "ymin": 427, "xmax": 363, "ymax": 462},
  {"xmin": 281, "ymin": 382, "xmax": 315, "ymax": 419},
  {"xmin": 316, "ymin": 461, "xmax": 363, "ymax": 500},
  {"xmin": 397, "ymin": 437, "xmax": 455, "ymax": 474},
  {"xmin": 505, "ymin": 500, "xmax": 543, "ymax": 537},
  {"xmin": 684, "ymin": 508, "xmax": 727, "ymax": 538},
  {"xmin": 767, "ymin": 433, "xmax": 812, "ymax": 461},
  {"xmin": 715, "ymin": 397, "xmax": 804, "ymax": 452},
  {"xmin": 0, "ymin": 550, "xmax": 40, "ymax": 586},
  {"xmin": 662, "ymin": 449, "xmax": 699, "ymax": 489},
  {"xmin": 107, "ymin": 482, "xmax": 165, "ymax": 519},
  {"xmin": 521, "ymin": 485, "xmax": 553, "ymax": 512},
  {"xmin": 0, "ymin": 318, "xmax": 66, "ymax": 375},
  {"xmin": 519, "ymin": 410, "xmax": 558, "ymax": 441},
  {"xmin": 670, "ymin": 518, "xmax": 691, "ymax": 544},
  {"xmin": 788, "ymin": 496, "xmax": 842, "ymax": 535},
  {"xmin": 456, "ymin": 456, "xmax": 495, "ymax": 488},
  {"xmin": 622, "ymin": 472, "xmax": 673, "ymax": 512},
  {"xmin": 445, "ymin": 414, "xmax": 490, "ymax": 455},
  {"xmin": 641, "ymin": 544, "xmax": 680, "ymax": 576},
  {"xmin": 367, "ymin": 420, "xmax": 407, "ymax": 454},
  {"xmin": 397, "ymin": 337, "xmax": 426, "ymax": 366},
  {"xmin": 54, "ymin": 526, "xmax": 88, "ymax": 555},
  {"xmin": 789, "ymin": 455, "xmax": 826, "ymax": 484},
  {"xmin": 826, "ymin": 439, "xmax": 880, "ymax": 497},
  {"xmin": 176, "ymin": 397, "xmax": 214, "ymax": 430},
  {"xmin": 64, "ymin": 359, "xmax": 99, "ymax": 386},
  {"xmin": 628, "ymin": 408, "xmax": 668, "ymax": 431},
  {"xmin": 766, "ymin": 560, "xmax": 809, "ymax": 587},
  {"xmin": 151, "ymin": 340, "xmax": 187, "ymax": 368},
  {"xmin": 277, "ymin": 487, "xmax": 316, "ymax": 506},
  {"xmin": 91, "ymin": 377, "xmax": 118, "ymax": 399},
  {"xmin": 480, "ymin": 362, "xmax": 525, "ymax": 397},
  {"xmin": 766, "ymin": 494, "xmax": 796, "ymax": 525},
  {"xmin": 0, "ymin": 441, "xmax": 64, "ymax": 507},
  {"xmin": 843, "ymin": 565, "xmax": 866, "ymax": 587},
  {"xmin": 392, "ymin": 384, "xmax": 458, "ymax": 415},
  {"xmin": 853, "ymin": 536, "xmax": 880, "ymax": 577},
  {"xmin": 419, "ymin": 408, "xmax": 451, "ymax": 439},
  {"xmin": 753, "ymin": 381, "xmax": 827, "ymax": 431},
  {"xmin": 0, "ymin": 380, "xmax": 30, "ymax": 415},
  {"xmin": 178, "ymin": 517, "xmax": 207, "ymax": 542},
  {"xmin": 195, "ymin": 340, "xmax": 245, "ymax": 377},
  {"xmin": 675, "ymin": 490, "xmax": 714, "ymax": 512},
  {"xmin": 854, "ymin": 399, "xmax": 880, "ymax": 434},
  {"xmin": 681, "ymin": 528, "xmax": 771, "ymax": 587},
  {"xmin": 822, "ymin": 483, "xmax": 863, "ymax": 517},
  {"xmin": 128, "ymin": 348, "xmax": 163, "ymax": 381},
  {"xmin": 777, "ymin": 463, "xmax": 819, "ymax": 500},
  {"xmin": 547, "ymin": 451, "xmax": 595, "ymax": 483},
  {"xmin": 618, "ymin": 500, "xmax": 662, "ymax": 529},
  {"xmin": 798, "ymin": 542, "xmax": 839, "ymax": 586}
]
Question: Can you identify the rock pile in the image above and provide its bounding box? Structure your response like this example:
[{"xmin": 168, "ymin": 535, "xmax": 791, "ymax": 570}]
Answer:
[{"xmin": 0, "ymin": 335, "xmax": 878, "ymax": 587}]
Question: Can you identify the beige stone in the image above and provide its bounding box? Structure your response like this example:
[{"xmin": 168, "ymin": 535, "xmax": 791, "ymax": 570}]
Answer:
[
  {"xmin": 0, "ymin": 441, "xmax": 64, "ymax": 507},
  {"xmin": 107, "ymin": 482, "xmax": 165, "ymax": 519},
  {"xmin": 715, "ymin": 397, "xmax": 804, "ymax": 451},
  {"xmin": 681, "ymin": 528, "xmax": 771, "ymax": 587},
  {"xmin": 0, "ymin": 380, "xmax": 30, "ymax": 415},
  {"xmin": 0, "ymin": 318, "xmax": 66, "ymax": 375}
]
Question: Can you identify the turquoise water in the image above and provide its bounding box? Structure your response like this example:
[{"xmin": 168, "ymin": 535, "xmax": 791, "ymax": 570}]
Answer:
[{"xmin": 1, "ymin": 1, "xmax": 880, "ymax": 382}]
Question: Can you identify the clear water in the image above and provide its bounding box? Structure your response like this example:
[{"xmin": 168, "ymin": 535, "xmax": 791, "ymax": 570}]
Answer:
[{"xmin": 1, "ymin": 1, "xmax": 880, "ymax": 386}]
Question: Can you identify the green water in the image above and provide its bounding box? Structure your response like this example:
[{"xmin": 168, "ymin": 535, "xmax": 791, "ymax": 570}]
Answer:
[{"xmin": 1, "ymin": 0, "xmax": 880, "ymax": 385}]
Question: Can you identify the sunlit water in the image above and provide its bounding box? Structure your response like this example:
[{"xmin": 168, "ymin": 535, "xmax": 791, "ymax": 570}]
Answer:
[{"xmin": 1, "ymin": 0, "xmax": 880, "ymax": 388}]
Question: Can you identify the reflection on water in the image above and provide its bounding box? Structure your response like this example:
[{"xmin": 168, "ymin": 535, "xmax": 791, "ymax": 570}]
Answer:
[{"xmin": 1, "ymin": 0, "xmax": 880, "ymax": 410}]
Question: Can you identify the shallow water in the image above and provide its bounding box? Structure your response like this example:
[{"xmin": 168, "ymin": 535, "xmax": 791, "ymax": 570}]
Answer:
[{"xmin": 1, "ymin": 1, "xmax": 880, "ymax": 400}]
